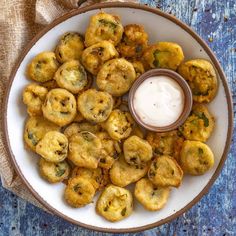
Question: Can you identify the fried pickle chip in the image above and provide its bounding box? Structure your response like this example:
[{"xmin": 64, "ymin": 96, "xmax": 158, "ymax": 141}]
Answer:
[
  {"xmin": 68, "ymin": 131, "xmax": 102, "ymax": 169},
  {"xmin": 180, "ymin": 140, "xmax": 214, "ymax": 175},
  {"xmin": 103, "ymin": 109, "xmax": 134, "ymax": 140},
  {"xmin": 85, "ymin": 12, "xmax": 123, "ymax": 47},
  {"xmin": 96, "ymin": 185, "xmax": 133, "ymax": 222},
  {"xmin": 97, "ymin": 132, "xmax": 119, "ymax": 169},
  {"xmin": 24, "ymin": 116, "xmax": 59, "ymax": 151},
  {"xmin": 54, "ymin": 60, "xmax": 88, "ymax": 94},
  {"xmin": 55, "ymin": 32, "xmax": 84, "ymax": 63},
  {"xmin": 42, "ymin": 88, "xmax": 77, "ymax": 126},
  {"xmin": 134, "ymin": 178, "xmax": 170, "ymax": 211},
  {"xmin": 78, "ymin": 89, "xmax": 113, "ymax": 123},
  {"xmin": 146, "ymin": 130, "xmax": 184, "ymax": 162},
  {"xmin": 36, "ymin": 131, "xmax": 68, "ymax": 162},
  {"xmin": 96, "ymin": 58, "xmax": 136, "ymax": 96},
  {"xmin": 123, "ymin": 135, "xmax": 152, "ymax": 166},
  {"xmin": 179, "ymin": 104, "xmax": 214, "ymax": 142},
  {"xmin": 130, "ymin": 60, "xmax": 145, "ymax": 78},
  {"xmin": 27, "ymin": 52, "xmax": 59, "ymax": 82},
  {"xmin": 109, "ymin": 155, "xmax": 149, "ymax": 187},
  {"xmin": 178, "ymin": 59, "xmax": 218, "ymax": 103},
  {"xmin": 39, "ymin": 158, "xmax": 70, "ymax": 183},
  {"xmin": 64, "ymin": 176, "xmax": 96, "ymax": 208},
  {"xmin": 143, "ymin": 42, "xmax": 184, "ymax": 70},
  {"xmin": 71, "ymin": 166, "xmax": 109, "ymax": 190},
  {"xmin": 64, "ymin": 122, "xmax": 102, "ymax": 139},
  {"xmin": 117, "ymin": 24, "xmax": 148, "ymax": 58},
  {"xmin": 148, "ymin": 155, "xmax": 183, "ymax": 187},
  {"xmin": 23, "ymin": 83, "xmax": 48, "ymax": 116},
  {"xmin": 81, "ymin": 40, "xmax": 119, "ymax": 75}
]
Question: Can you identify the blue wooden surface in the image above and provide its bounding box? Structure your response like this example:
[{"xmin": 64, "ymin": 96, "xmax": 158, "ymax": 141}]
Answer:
[{"xmin": 0, "ymin": 0, "xmax": 235, "ymax": 235}]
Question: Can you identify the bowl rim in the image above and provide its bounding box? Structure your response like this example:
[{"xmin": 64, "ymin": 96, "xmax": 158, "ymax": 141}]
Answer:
[
  {"xmin": 128, "ymin": 68, "xmax": 193, "ymax": 132},
  {"xmin": 1, "ymin": 2, "xmax": 233, "ymax": 233}
]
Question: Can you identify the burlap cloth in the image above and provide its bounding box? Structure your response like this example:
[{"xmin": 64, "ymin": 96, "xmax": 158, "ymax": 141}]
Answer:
[{"xmin": 0, "ymin": 0, "xmax": 137, "ymax": 210}]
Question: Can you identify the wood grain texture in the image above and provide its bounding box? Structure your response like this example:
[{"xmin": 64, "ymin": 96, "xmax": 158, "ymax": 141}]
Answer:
[{"xmin": 0, "ymin": 0, "xmax": 235, "ymax": 235}]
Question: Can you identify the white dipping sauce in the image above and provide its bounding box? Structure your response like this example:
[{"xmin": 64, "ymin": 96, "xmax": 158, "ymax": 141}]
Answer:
[{"xmin": 133, "ymin": 76, "xmax": 184, "ymax": 127}]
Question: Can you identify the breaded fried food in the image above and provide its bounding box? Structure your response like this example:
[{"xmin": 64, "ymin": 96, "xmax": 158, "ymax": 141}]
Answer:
[
  {"xmin": 97, "ymin": 132, "xmax": 119, "ymax": 169},
  {"xmin": 96, "ymin": 58, "xmax": 136, "ymax": 96},
  {"xmin": 179, "ymin": 104, "xmax": 214, "ymax": 142},
  {"xmin": 143, "ymin": 42, "xmax": 184, "ymax": 70},
  {"xmin": 81, "ymin": 41, "xmax": 119, "ymax": 75},
  {"xmin": 109, "ymin": 155, "xmax": 149, "ymax": 187},
  {"xmin": 103, "ymin": 109, "xmax": 134, "ymax": 140},
  {"xmin": 123, "ymin": 135, "xmax": 152, "ymax": 166},
  {"xmin": 68, "ymin": 131, "xmax": 102, "ymax": 169},
  {"xmin": 130, "ymin": 60, "xmax": 145, "ymax": 78},
  {"xmin": 27, "ymin": 52, "xmax": 59, "ymax": 82},
  {"xmin": 55, "ymin": 32, "xmax": 84, "ymax": 63},
  {"xmin": 180, "ymin": 140, "xmax": 214, "ymax": 175},
  {"xmin": 71, "ymin": 167, "xmax": 109, "ymax": 190},
  {"xmin": 54, "ymin": 60, "xmax": 88, "ymax": 94},
  {"xmin": 64, "ymin": 176, "xmax": 96, "ymax": 207},
  {"xmin": 148, "ymin": 155, "xmax": 183, "ymax": 187},
  {"xmin": 63, "ymin": 122, "xmax": 102, "ymax": 139},
  {"xmin": 117, "ymin": 24, "xmax": 148, "ymax": 58},
  {"xmin": 77, "ymin": 89, "xmax": 113, "ymax": 123},
  {"xmin": 85, "ymin": 12, "xmax": 124, "ymax": 47},
  {"xmin": 39, "ymin": 158, "xmax": 70, "ymax": 183},
  {"xmin": 178, "ymin": 59, "xmax": 218, "ymax": 103},
  {"xmin": 42, "ymin": 88, "xmax": 76, "ymax": 126},
  {"xmin": 23, "ymin": 83, "xmax": 48, "ymax": 116},
  {"xmin": 146, "ymin": 130, "xmax": 184, "ymax": 162},
  {"xmin": 96, "ymin": 185, "xmax": 133, "ymax": 222},
  {"xmin": 24, "ymin": 116, "xmax": 59, "ymax": 151},
  {"xmin": 36, "ymin": 131, "xmax": 68, "ymax": 162},
  {"xmin": 134, "ymin": 178, "xmax": 170, "ymax": 211}
]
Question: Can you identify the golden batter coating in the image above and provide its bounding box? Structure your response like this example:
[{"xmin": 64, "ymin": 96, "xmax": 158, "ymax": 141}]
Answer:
[
  {"xmin": 148, "ymin": 155, "xmax": 183, "ymax": 188},
  {"xmin": 109, "ymin": 155, "xmax": 149, "ymax": 187},
  {"xmin": 103, "ymin": 109, "xmax": 134, "ymax": 140},
  {"xmin": 73, "ymin": 110, "xmax": 85, "ymax": 122},
  {"xmin": 36, "ymin": 131, "xmax": 68, "ymax": 162},
  {"xmin": 42, "ymin": 88, "xmax": 76, "ymax": 126},
  {"xmin": 180, "ymin": 140, "xmax": 214, "ymax": 175},
  {"xmin": 68, "ymin": 131, "xmax": 102, "ymax": 169},
  {"xmin": 146, "ymin": 130, "xmax": 184, "ymax": 162},
  {"xmin": 96, "ymin": 185, "xmax": 133, "ymax": 222},
  {"xmin": 130, "ymin": 60, "xmax": 145, "ymax": 78},
  {"xmin": 117, "ymin": 24, "xmax": 148, "ymax": 58},
  {"xmin": 77, "ymin": 89, "xmax": 113, "ymax": 123},
  {"xmin": 27, "ymin": 52, "xmax": 59, "ymax": 82},
  {"xmin": 123, "ymin": 135, "xmax": 152, "ymax": 166},
  {"xmin": 179, "ymin": 104, "xmax": 214, "ymax": 142},
  {"xmin": 112, "ymin": 96, "xmax": 122, "ymax": 109},
  {"xmin": 63, "ymin": 122, "xmax": 102, "ymax": 139},
  {"xmin": 24, "ymin": 116, "xmax": 59, "ymax": 151},
  {"xmin": 55, "ymin": 32, "xmax": 84, "ymax": 63},
  {"xmin": 134, "ymin": 178, "xmax": 170, "ymax": 211},
  {"xmin": 54, "ymin": 60, "xmax": 88, "ymax": 94},
  {"xmin": 64, "ymin": 176, "xmax": 96, "ymax": 208},
  {"xmin": 97, "ymin": 132, "xmax": 119, "ymax": 169},
  {"xmin": 39, "ymin": 158, "xmax": 70, "ymax": 183},
  {"xmin": 23, "ymin": 83, "xmax": 48, "ymax": 116},
  {"xmin": 143, "ymin": 42, "xmax": 184, "ymax": 70},
  {"xmin": 41, "ymin": 79, "xmax": 58, "ymax": 90},
  {"xmin": 81, "ymin": 40, "xmax": 119, "ymax": 75},
  {"xmin": 178, "ymin": 59, "xmax": 218, "ymax": 103},
  {"xmin": 85, "ymin": 12, "xmax": 124, "ymax": 47},
  {"xmin": 96, "ymin": 58, "xmax": 136, "ymax": 96},
  {"xmin": 71, "ymin": 167, "xmax": 109, "ymax": 190}
]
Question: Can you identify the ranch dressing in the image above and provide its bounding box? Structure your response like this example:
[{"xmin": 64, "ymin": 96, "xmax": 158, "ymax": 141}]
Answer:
[{"xmin": 133, "ymin": 76, "xmax": 184, "ymax": 127}]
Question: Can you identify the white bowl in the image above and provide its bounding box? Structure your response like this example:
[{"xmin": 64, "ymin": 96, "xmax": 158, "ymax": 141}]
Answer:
[{"xmin": 2, "ymin": 2, "xmax": 233, "ymax": 233}]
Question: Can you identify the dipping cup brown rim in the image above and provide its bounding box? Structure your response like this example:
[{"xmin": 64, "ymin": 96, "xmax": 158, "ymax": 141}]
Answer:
[{"xmin": 128, "ymin": 68, "xmax": 193, "ymax": 132}]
